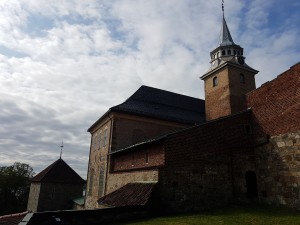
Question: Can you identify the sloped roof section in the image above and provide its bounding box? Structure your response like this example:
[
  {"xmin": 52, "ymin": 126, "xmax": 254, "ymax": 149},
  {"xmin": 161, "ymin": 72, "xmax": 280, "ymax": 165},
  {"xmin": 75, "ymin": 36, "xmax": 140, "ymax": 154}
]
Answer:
[
  {"xmin": 111, "ymin": 86, "xmax": 205, "ymax": 124},
  {"xmin": 98, "ymin": 182, "xmax": 157, "ymax": 207},
  {"xmin": 31, "ymin": 159, "xmax": 84, "ymax": 184},
  {"xmin": 0, "ymin": 211, "xmax": 28, "ymax": 225}
]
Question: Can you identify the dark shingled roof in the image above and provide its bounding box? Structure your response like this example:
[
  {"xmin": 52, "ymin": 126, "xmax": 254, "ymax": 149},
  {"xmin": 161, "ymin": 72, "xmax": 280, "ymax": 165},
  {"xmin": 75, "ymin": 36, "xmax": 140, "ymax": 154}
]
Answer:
[
  {"xmin": 88, "ymin": 85, "xmax": 205, "ymax": 131},
  {"xmin": 31, "ymin": 159, "xmax": 84, "ymax": 184},
  {"xmin": 98, "ymin": 182, "xmax": 157, "ymax": 207}
]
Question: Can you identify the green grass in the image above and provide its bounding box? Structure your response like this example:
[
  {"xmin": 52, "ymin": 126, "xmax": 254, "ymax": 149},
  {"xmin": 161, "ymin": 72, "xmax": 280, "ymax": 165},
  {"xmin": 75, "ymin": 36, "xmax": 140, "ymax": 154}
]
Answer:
[{"xmin": 113, "ymin": 205, "xmax": 300, "ymax": 225}]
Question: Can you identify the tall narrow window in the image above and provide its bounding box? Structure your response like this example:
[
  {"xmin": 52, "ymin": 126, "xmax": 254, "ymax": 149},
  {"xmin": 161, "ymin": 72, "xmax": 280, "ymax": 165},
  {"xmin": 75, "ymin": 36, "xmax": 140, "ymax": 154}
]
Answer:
[
  {"xmin": 103, "ymin": 129, "xmax": 107, "ymax": 146},
  {"xmin": 88, "ymin": 170, "xmax": 94, "ymax": 195},
  {"xmin": 222, "ymin": 50, "xmax": 226, "ymax": 55},
  {"xmin": 98, "ymin": 168, "xmax": 105, "ymax": 197},
  {"xmin": 240, "ymin": 73, "xmax": 245, "ymax": 83},
  {"xmin": 98, "ymin": 132, "xmax": 102, "ymax": 148},
  {"xmin": 213, "ymin": 77, "xmax": 218, "ymax": 87}
]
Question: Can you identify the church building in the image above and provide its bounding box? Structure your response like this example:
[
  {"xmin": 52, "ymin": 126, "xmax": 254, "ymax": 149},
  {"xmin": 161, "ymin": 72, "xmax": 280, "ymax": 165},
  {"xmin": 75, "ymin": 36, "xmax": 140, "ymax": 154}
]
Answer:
[{"xmin": 84, "ymin": 10, "xmax": 300, "ymax": 212}]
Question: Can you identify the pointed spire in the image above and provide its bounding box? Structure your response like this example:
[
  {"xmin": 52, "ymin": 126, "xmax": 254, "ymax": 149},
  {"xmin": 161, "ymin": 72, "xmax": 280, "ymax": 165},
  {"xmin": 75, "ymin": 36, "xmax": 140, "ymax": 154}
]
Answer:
[
  {"xmin": 220, "ymin": 15, "xmax": 235, "ymax": 46},
  {"xmin": 220, "ymin": 0, "xmax": 234, "ymax": 46}
]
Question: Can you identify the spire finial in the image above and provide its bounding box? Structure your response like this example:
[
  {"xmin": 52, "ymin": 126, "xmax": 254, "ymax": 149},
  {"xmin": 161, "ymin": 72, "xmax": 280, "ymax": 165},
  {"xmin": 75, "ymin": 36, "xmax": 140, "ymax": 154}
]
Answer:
[
  {"xmin": 59, "ymin": 140, "xmax": 64, "ymax": 159},
  {"xmin": 222, "ymin": 0, "xmax": 224, "ymax": 15}
]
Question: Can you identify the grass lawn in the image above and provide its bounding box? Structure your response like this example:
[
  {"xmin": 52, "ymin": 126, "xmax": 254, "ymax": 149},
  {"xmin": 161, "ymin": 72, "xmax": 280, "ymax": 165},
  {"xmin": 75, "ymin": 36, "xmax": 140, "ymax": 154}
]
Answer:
[{"xmin": 114, "ymin": 205, "xmax": 300, "ymax": 225}]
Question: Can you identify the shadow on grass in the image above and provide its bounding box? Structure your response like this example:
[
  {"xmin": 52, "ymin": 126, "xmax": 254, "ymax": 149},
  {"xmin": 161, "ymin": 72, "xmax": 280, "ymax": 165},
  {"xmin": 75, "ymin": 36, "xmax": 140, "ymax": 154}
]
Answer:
[{"xmin": 111, "ymin": 204, "xmax": 300, "ymax": 225}]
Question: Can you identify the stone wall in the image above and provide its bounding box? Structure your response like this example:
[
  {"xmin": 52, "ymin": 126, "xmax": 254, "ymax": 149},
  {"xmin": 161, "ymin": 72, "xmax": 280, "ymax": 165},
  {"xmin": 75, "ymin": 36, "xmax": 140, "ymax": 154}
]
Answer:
[
  {"xmin": 85, "ymin": 112, "xmax": 189, "ymax": 209},
  {"xmin": 27, "ymin": 182, "xmax": 41, "ymax": 212},
  {"xmin": 255, "ymin": 131, "xmax": 300, "ymax": 209},
  {"xmin": 105, "ymin": 169, "xmax": 159, "ymax": 196}
]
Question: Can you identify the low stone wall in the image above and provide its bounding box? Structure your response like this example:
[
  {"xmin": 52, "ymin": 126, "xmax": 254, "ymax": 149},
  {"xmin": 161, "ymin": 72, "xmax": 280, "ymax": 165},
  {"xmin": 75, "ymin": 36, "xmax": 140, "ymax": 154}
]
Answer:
[
  {"xmin": 23, "ymin": 206, "xmax": 149, "ymax": 225},
  {"xmin": 255, "ymin": 131, "xmax": 300, "ymax": 210}
]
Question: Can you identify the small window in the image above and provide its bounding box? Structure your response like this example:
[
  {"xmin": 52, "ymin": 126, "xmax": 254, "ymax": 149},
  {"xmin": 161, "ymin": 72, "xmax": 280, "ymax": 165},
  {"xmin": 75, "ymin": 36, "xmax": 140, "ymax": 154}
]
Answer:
[
  {"xmin": 234, "ymin": 50, "xmax": 236, "ymax": 55},
  {"xmin": 240, "ymin": 73, "xmax": 245, "ymax": 83},
  {"xmin": 227, "ymin": 49, "xmax": 231, "ymax": 55},
  {"xmin": 222, "ymin": 50, "xmax": 226, "ymax": 55},
  {"xmin": 237, "ymin": 51, "xmax": 240, "ymax": 55},
  {"xmin": 213, "ymin": 77, "xmax": 218, "ymax": 87}
]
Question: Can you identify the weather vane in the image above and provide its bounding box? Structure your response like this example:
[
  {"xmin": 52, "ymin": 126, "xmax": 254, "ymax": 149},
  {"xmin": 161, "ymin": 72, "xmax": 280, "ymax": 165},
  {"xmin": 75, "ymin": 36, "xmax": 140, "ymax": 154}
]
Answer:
[{"xmin": 59, "ymin": 140, "xmax": 64, "ymax": 159}]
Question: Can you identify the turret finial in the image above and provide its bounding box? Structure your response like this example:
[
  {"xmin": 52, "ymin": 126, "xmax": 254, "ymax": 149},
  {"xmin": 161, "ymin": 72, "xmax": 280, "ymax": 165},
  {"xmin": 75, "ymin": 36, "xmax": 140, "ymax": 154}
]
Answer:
[
  {"xmin": 59, "ymin": 140, "xmax": 64, "ymax": 159},
  {"xmin": 222, "ymin": 0, "xmax": 224, "ymax": 15}
]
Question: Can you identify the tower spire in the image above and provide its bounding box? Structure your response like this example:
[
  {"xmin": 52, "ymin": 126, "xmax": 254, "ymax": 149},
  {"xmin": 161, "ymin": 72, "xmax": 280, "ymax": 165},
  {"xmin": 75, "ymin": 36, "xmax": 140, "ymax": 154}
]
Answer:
[{"xmin": 220, "ymin": 0, "xmax": 234, "ymax": 46}]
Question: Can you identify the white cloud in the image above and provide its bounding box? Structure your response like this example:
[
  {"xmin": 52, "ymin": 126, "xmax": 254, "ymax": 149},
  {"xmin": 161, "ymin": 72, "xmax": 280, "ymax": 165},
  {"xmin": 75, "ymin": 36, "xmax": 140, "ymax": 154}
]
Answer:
[{"xmin": 0, "ymin": 0, "xmax": 299, "ymax": 178}]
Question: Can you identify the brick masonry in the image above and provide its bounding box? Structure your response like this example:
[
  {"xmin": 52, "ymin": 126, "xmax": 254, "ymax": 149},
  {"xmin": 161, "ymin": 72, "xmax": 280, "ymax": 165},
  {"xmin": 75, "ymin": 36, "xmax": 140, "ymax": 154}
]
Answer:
[
  {"xmin": 204, "ymin": 65, "xmax": 256, "ymax": 120},
  {"xmin": 158, "ymin": 111, "xmax": 256, "ymax": 212},
  {"xmin": 247, "ymin": 62, "xmax": 300, "ymax": 136}
]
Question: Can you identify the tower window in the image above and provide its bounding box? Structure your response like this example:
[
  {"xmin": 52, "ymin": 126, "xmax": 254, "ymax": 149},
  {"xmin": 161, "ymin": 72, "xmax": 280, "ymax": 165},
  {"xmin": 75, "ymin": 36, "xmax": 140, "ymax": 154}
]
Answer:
[
  {"xmin": 222, "ymin": 50, "xmax": 226, "ymax": 56},
  {"xmin": 227, "ymin": 49, "xmax": 231, "ymax": 55},
  {"xmin": 240, "ymin": 73, "xmax": 245, "ymax": 83},
  {"xmin": 213, "ymin": 77, "xmax": 218, "ymax": 87},
  {"xmin": 234, "ymin": 50, "xmax": 236, "ymax": 55}
]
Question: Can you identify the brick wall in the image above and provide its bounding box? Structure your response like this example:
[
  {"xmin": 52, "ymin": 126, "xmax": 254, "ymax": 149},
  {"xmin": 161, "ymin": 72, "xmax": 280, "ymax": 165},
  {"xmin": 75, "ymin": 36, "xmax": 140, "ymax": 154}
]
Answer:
[
  {"xmin": 205, "ymin": 65, "xmax": 256, "ymax": 121},
  {"xmin": 247, "ymin": 62, "xmax": 300, "ymax": 136},
  {"xmin": 158, "ymin": 111, "xmax": 256, "ymax": 212},
  {"xmin": 112, "ymin": 143, "xmax": 164, "ymax": 172},
  {"xmin": 111, "ymin": 114, "xmax": 186, "ymax": 152},
  {"xmin": 247, "ymin": 62, "xmax": 300, "ymax": 210}
]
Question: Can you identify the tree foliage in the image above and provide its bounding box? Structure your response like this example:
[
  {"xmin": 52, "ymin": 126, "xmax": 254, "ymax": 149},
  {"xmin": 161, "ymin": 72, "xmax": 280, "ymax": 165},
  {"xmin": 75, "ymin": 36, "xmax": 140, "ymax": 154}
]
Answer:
[{"xmin": 0, "ymin": 162, "xmax": 34, "ymax": 215}]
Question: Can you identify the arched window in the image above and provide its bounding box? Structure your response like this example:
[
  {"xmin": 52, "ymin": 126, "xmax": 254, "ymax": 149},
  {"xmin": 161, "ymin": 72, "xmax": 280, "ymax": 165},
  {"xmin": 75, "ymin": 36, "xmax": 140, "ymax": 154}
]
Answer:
[
  {"xmin": 234, "ymin": 50, "xmax": 236, "ymax": 55},
  {"xmin": 213, "ymin": 77, "xmax": 218, "ymax": 87},
  {"xmin": 222, "ymin": 50, "xmax": 226, "ymax": 55},
  {"xmin": 227, "ymin": 49, "xmax": 231, "ymax": 55},
  {"xmin": 240, "ymin": 73, "xmax": 245, "ymax": 83}
]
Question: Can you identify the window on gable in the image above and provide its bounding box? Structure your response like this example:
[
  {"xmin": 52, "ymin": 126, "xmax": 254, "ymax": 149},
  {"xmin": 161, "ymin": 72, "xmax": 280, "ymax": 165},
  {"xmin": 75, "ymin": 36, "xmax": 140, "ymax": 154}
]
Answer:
[
  {"xmin": 240, "ymin": 73, "xmax": 245, "ymax": 83},
  {"xmin": 213, "ymin": 77, "xmax": 218, "ymax": 87}
]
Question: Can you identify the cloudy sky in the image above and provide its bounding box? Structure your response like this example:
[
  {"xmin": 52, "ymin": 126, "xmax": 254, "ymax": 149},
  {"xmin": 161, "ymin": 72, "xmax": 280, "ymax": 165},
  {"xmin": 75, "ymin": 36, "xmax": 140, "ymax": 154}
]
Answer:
[{"xmin": 0, "ymin": 0, "xmax": 299, "ymax": 178}]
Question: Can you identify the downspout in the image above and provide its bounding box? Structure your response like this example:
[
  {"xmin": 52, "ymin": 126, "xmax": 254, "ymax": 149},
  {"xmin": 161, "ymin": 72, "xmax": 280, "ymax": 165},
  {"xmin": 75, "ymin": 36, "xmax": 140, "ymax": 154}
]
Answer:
[{"xmin": 103, "ymin": 113, "xmax": 113, "ymax": 196}]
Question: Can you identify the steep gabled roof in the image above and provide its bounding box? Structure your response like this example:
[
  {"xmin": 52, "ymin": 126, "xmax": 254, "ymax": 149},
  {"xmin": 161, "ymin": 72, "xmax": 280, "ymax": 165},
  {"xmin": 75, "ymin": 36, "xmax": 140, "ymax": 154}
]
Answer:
[
  {"xmin": 98, "ymin": 182, "xmax": 157, "ymax": 207},
  {"xmin": 88, "ymin": 85, "xmax": 205, "ymax": 132},
  {"xmin": 31, "ymin": 159, "xmax": 84, "ymax": 184}
]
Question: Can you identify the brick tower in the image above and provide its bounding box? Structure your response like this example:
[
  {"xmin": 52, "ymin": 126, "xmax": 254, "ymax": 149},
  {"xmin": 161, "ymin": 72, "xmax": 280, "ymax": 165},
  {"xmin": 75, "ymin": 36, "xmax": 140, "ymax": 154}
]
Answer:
[{"xmin": 201, "ymin": 13, "xmax": 258, "ymax": 121}]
